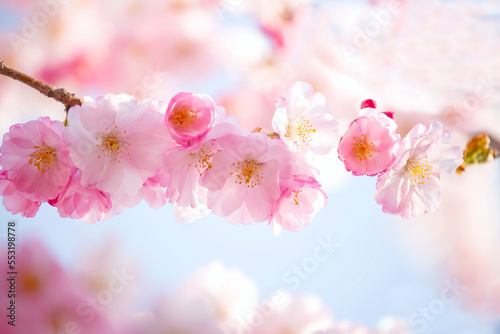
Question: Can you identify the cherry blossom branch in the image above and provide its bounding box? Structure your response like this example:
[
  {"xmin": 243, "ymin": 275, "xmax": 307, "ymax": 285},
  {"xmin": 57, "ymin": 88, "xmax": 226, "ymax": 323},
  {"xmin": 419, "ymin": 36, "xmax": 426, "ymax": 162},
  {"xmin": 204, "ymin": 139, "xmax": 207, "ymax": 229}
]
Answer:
[
  {"xmin": 0, "ymin": 61, "xmax": 83, "ymax": 113},
  {"xmin": 489, "ymin": 135, "xmax": 500, "ymax": 152}
]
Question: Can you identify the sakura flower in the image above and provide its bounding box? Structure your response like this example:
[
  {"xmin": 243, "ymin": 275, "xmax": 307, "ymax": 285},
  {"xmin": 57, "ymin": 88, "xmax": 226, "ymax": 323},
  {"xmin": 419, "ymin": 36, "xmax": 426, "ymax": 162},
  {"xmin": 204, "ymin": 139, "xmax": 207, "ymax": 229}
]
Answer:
[
  {"xmin": 114, "ymin": 175, "xmax": 168, "ymax": 210},
  {"xmin": 0, "ymin": 117, "xmax": 73, "ymax": 202},
  {"xmin": 64, "ymin": 94, "xmax": 170, "ymax": 202},
  {"xmin": 173, "ymin": 188, "xmax": 211, "ymax": 224},
  {"xmin": 338, "ymin": 107, "xmax": 400, "ymax": 176},
  {"xmin": 0, "ymin": 170, "xmax": 40, "ymax": 218},
  {"xmin": 0, "ymin": 240, "xmax": 122, "ymax": 334},
  {"xmin": 147, "ymin": 295, "xmax": 221, "ymax": 334},
  {"xmin": 176, "ymin": 261, "xmax": 259, "ymax": 331},
  {"xmin": 318, "ymin": 317, "xmax": 409, "ymax": 334},
  {"xmin": 164, "ymin": 106, "xmax": 240, "ymax": 208},
  {"xmin": 165, "ymin": 92, "xmax": 216, "ymax": 147},
  {"xmin": 201, "ymin": 133, "xmax": 295, "ymax": 225},
  {"xmin": 48, "ymin": 172, "xmax": 111, "ymax": 224},
  {"xmin": 272, "ymin": 81, "xmax": 340, "ymax": 155},
  {"xmin": 141, "ymin": 176, "xmax": 168, "ymax": 210},
  {"xmin": 269, "ymin": 174, "xmax": 327, "ymax": 235},
  {"xmin": 375, "ymin": 122, "xmax": 463, "ymax": 218},
  {"xmin": 253, "ymin": 292, "xmax": 334, "ymax": 334}
]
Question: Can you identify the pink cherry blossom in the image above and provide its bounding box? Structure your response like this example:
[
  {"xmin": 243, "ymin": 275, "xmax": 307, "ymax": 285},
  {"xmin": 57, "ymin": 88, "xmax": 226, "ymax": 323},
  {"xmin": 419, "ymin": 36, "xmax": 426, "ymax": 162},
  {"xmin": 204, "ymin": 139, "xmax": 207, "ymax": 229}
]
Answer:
[
  {"xmin": 113, "ymin": 175, "xmax": 168, "ymax": 210},
  {"xmin": 141, "ymin": 176, "xmax": 168, "ymax": 210},
  {"xmin": 146, "ymin": 295, "xmax": 221, "ymax": 334},
  {"xmin": 64, "ymin": 94, "xmax": 170, "ymax": 203},
  {"xmin": 272, "ymin": 81, "xmax": 340, "ymax": 155},
  {"xmin": 253, "ymin": 292, "xmax": 334, "ymax": 334},
  {"xmin": 201, "ymin": 133, "xmax": 295, "ymax": 224},
  {"xmin": 375, "ymin": 122, "xmax": 463, "ymax": 219},
  {"xmin": 338, "ymin": 107, "xmax": 400, "ymax": 176},
  {"xmin": 269, "ymin": 174, "xmax": 327, "ymax": 235},
  {"xmin": 48, "ymin": 172, "xmax": 111, "ymax": 224},
  {"xmin": 164, "ymin": 106, "xmax": 240, "ymax": 208},
  {"xmin": 0, "ymin": 170, "xmax": 40, "ymax": 218},
  {"xmin": 0, "ymin": 240, "xmax": 124, "ymax": 334},
  {"xmin": 176, "ymin": 261, "xmax": 259, "ymax": 331},
  {"xmin": 165, "ymin": 92, "xmax": 215, "ymax": 147},
  {"xmin": 0, "ymin": 117, "xmax": 73, "ymax": 202},
  {"xmin": 319, "ymin": 317, "xmax": 409, "ymax": 334},
  {"xmin": 173, "ymin": 188, "xmax": 211, "ymax": 223}
]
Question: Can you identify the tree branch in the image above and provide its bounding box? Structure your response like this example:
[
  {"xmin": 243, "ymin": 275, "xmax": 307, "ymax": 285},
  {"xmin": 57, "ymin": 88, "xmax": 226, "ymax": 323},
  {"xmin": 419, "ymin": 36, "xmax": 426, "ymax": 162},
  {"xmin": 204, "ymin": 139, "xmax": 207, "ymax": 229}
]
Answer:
[{"xmin": 0, "ymin": 61, "xmax": 83, "ymax": 112}]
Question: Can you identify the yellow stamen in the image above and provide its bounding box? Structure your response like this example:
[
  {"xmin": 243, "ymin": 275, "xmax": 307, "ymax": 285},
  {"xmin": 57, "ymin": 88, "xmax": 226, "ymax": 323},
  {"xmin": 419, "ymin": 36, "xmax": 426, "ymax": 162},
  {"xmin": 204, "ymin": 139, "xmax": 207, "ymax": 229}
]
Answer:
[
  {"xmin": 285, "ymin": 115, "xmax": 317, "ymax": 149},
  {"xmin": 28, "ymin": 143, "xmax": 56, "ymax": 172},
  {"xmin": 189, "ymin": 145, "xmax": 221, "ymax": 175},
  {"xmin": 232, "ymin": 159, "xmax": 264, "ymax": 188},
  {"xmin": 403, "ymin": 157, "xmax": 432, "ymax": 187},
  {"xmin": 96, "ymin": 127, "xmax": 130, "ymax": 163},
  {"xmin": 352, "ymin": 134, "xmax": 374, "ymax": 161},
  {"xmin": 293, "ymin": 189, "xmax": 302, "ymax": 205},
  {"xmin": 19, "ymin": 270, "xmax": 41, "ymax": 295},
  {"xmin": 170, "ymin": 106, "xmax": 198, "ymax": 128}
]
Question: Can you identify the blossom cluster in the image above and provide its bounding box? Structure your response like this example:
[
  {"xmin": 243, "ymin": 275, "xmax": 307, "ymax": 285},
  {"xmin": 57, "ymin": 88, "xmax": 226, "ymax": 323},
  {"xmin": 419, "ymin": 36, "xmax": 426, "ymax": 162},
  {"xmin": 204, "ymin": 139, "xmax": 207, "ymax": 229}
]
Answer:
[
  {"xmin": 0, "ymin": 82, "xmax": 463, "ymax": 228},
  {"xmin": 338, "ymin": 99, "xmax": 463, "ymax": 219},
  {"xmin": 0, "ymin": 82, "xmax": 340, "ymax": 233},
  {"xmin": 0, "ymin": 239, "xmax": 409, "ymax": 334}
]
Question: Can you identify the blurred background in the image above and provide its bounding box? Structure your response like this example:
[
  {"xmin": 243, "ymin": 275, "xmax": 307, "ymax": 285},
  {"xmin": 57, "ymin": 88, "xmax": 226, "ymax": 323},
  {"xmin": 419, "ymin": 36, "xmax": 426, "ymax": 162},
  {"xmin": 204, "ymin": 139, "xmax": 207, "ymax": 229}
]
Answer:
[{"xmin": 1, "ymin": 0, "xmax": 500, "ymax": 333}]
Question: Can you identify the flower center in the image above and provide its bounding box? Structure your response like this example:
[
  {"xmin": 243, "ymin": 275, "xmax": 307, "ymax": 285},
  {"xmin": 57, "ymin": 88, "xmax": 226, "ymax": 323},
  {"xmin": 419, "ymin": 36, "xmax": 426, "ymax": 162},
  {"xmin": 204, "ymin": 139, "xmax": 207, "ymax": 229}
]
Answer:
[
  {"xmin": 352, "ymin": 134, "xmax": 374, "ymax": 161},
  {"xmin": 286, "ymin": 115, "xmax": 316, "ymax": 149},
  {"xmin": 232, "ymin": 159, "xmax": 263, "ymax": 188},
  {"xmin": 403, "ymin": 157, "xmax": 432, "ymax": 187},
  {"xmin": 189, "ymin": 145, "xmax": 220, "ymax": 175},
  {"xmin": 170, "ymin": 106, "xmax": 198, "ymax": 128},
  {"xmin": 29, "ymin": 143, "xmax": 56, "ymax": 172},
  {"xmin": 19, "ymin": 270, "xmax": 42, "ymax": 295},
  {"xmin": 96, "ymin": 126, "xmax": 130, "ymax": 162}
]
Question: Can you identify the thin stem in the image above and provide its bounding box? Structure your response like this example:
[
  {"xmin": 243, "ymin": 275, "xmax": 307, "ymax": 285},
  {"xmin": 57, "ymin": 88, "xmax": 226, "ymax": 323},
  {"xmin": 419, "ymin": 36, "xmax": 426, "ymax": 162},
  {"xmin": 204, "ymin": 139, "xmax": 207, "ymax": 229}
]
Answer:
[{"xmin": 0, "ymin": 61, "xmax": 83, "ymax": 112}]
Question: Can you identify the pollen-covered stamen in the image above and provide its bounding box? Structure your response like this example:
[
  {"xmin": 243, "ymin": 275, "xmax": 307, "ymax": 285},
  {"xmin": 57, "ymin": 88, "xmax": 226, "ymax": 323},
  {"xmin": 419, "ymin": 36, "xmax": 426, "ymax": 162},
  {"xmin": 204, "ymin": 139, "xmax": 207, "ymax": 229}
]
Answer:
[
  {"xmin": 170, "ymin": 105, "xmax": 198, "ymax": 128},
  {"xmin": 29, "ymin": 143, "xmax": 56, "ymax": 172},
  {"xmin": 403, "ymin": 156, "xmax": 432, "ymax": 187},
  {"xmin": 96, "ymin": 126, "xmax": 130, "ymax": 163},
  {"xmin": 293, "ymin": 189, "xmax": 302, "ymax": 205},
  {"xmin": 286, "ymin": 115, "xmax": 317, "ymax": 149},
  {"xmin": 352, "ymin": 134, "xmax": 374, "ymax": 161},
  {"xmin": 188, "ymin": 144, "xmax": 220, "ymax": 175},
  {"xmin": 231, "ymin": 159, "xmax": 264, "ymax": 188}
]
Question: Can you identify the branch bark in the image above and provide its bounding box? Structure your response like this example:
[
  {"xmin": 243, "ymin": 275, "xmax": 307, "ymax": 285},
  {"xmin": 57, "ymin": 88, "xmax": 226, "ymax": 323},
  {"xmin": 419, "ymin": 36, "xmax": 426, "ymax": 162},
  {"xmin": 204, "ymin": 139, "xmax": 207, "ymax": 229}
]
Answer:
[{"xmin": 0, "ymin": 61, "xmax": 83, "ymax": 112}]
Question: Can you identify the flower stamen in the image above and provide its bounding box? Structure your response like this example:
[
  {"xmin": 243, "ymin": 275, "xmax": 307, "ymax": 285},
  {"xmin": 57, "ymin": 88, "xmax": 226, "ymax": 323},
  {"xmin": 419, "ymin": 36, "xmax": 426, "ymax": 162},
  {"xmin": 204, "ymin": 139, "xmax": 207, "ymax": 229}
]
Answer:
[
  {"xmin": 170, "ymin": 106, "xmax": 198, "ymax": 128},
  {"xmin": 96, "ymin": 127, "xmax": 130, "ymax": 163},
  {"xmin": 29, "ymin": 143, "xmax": 56, "ymax": 172},
  {"xmin": 232, "ymin": 159, "xmax": 264, "ymax": 188},
  {"xmin": 352, "ymin": 134, "xmax": 374, "ymax": 161},
  {"xmin": 293, "ymin": 189, "xmax": 302, "ymax": 205},
  {"xmin": 189, "ymin": 145, "xmax": 220, "ymax": 176},
  {"xmin": 286, "ymin": 115, "xmax": 316, "ymax": 149},
  {"xmin": 403, "ymin": 157, "xmax": 432, "ymax": 187}
]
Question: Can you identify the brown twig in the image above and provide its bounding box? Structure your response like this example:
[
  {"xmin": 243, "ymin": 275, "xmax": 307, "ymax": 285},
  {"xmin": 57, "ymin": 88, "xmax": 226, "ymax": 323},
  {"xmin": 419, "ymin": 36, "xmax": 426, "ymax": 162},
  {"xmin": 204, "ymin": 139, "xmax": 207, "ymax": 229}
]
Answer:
[
  {"xmin": 0, "ymin": 61, "xmax": 83, "ymax": 113},
  {"xmin": 489, "ymin": 135, "xmax": 500, "ymax": 153}
]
